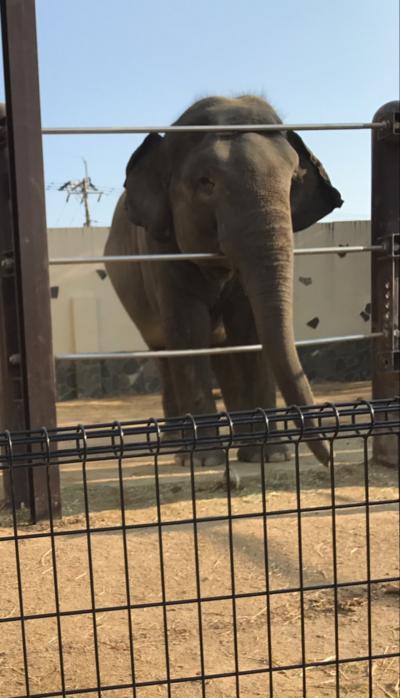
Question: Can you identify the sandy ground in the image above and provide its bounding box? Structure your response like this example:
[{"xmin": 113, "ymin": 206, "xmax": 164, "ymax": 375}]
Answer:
[{"xmin": 0, "ymin": 382, "xmax": 399, "ymax": 697}]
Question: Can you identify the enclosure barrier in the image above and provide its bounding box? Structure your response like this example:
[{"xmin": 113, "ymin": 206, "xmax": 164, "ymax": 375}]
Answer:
[
  {"xmin": 49, "ymin": 245, "xmax": 385, "ymax": 360},
  {"xmin": 42, "ymin": 121, "xmax": 388, "ymax": 134},
  {"xmin": 55, "ymin": 333, "xmax": 383, "ymax": 362},
  {"xmin": 1, "ymin": 0, "xmax": 399, "ymax": 517},
  {"xmin": 0, "ymin": 4, "xmax": 399, "ymax": 697},
  {"xmin": 0, "ymin": 398, "xmax": 399, "ymax": 697},
  {"xmin": 48, "ymin": 246, "xmax": 385, "ymax": 264}
]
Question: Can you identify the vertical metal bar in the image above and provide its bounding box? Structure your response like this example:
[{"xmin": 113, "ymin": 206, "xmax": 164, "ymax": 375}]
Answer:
[
  {"xmin": 80, "ymin": 426, "xmax": 102, "ymax": 697},
  {"xmin": 42, "ymin": 429, "xmax": 66, "ymax": 696},
  {"xmin": 0, "ymin": 102, "xmax": 31, "ymax": 504},
  {"xmin": 294, "ymin": 441, "xmax": 307, "ymax": 696},
  {"xmin": 5, "ymin": 432, "xmax": 31, "ymax": 695},
  {"xmin": 260, "ymin": 443, "xmax": 274, "ymax": 697},
  {"xmin": 0, "ymin": 0, "xmax": 61, "ymax": 520},
  {"xmin": 371, "ymin": 101, "xmax": 400, "ymax": 467},
  {"xmin": 113, "ymin": 423, "xmax": 137, "ymax": 697},
  {"xmin": 153, "ymin": 446, "xmax": 172, "ymax": 697},
  {"xmin": 362, "ymin": 436, "xmax": 374, "ymax": 696},
  {"xmin": 329, "ymin": 441, "xmax": 341, "ymax": 697},
  {"xmin": 224, "ymin": 448, "xmax": 241, "ymax": 697},
  {"xmin": 188, "ymin": 451, "xmax": 206, "ymax": 697}
]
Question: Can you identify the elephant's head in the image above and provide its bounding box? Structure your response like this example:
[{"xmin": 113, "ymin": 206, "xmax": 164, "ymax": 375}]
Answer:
[{"xmin": 124, "ymin": 96, "xmax": 343, "ymax": 464}]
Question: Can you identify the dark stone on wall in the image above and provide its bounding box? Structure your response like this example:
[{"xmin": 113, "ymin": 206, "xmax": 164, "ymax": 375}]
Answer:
[
  {"xmin": 75, "ymin": 361, "xmax": 103, "ymax": 399},
  {"xmin": 306, "ymin": 317, "xmax": 320, "ymax": 330},
  {"xmin": 298, "ymin": 276, "xmax": 313, "ymax": 286},
  {"xmin": 55, "ymin": 340, "xmax": 372, "ymax": 401},
  {"xmin": 55, "ymin": 357, "xmax": 161, "ymax": 400},
  {"xmin": 298, "ymin": 339, "xmax": 372, "ymax": 384},
  {"xmin": 55, "ymin": 360, "xmax": 77, "ymax": 401}
]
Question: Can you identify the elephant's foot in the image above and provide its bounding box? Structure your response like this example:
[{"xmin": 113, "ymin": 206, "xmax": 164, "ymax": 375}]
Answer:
[
  {"xmin": 237, "ymin": 442, "xmax": 292, "ymax": 463},
  {"xmin": 175, "ymin": 448, "xmax": 226, "ymax": 468},
  {"xmin": 214, "ymin": 465, "xmax": 241, "ymax": 491}
]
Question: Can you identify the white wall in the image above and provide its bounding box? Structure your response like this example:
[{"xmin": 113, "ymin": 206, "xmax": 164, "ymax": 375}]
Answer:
[
  {"xmin": 48, "ymin": 227, "xmax": 146, "ymax": 354},
  {"xmin": 48, "ymin": 221, "xmax": 371, "ymax": 355},
  {"xmin": 293, "ymin": 221, "xmax": 371, "ymax": 340}
]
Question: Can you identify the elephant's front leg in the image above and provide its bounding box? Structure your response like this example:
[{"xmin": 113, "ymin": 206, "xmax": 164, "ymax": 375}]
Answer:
[
  {"xmin": 161, "ymin": 296, "xmax": 225, "ymax": 468},
  {"xmin": 157, "ymin": 357, "xmax": 182, "ymax": 445},
  {"xmin": 213, "ymin": 353, "xmax": 290, "ymax": 463},
  {"xmin": 215, "ymin": 286, "xmax": 291, "ymax": 463}
]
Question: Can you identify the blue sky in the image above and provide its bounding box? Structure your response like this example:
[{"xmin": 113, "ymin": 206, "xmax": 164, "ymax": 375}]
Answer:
[{"xmin": 1, "ymin": 0, "xmax": 399, "ymax": 228}]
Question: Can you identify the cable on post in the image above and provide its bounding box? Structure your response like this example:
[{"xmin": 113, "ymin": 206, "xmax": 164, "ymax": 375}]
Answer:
[
  {"xmin": 355, "ymin": 399, "xmax": 375, "ymax": 438},
  {"xmin": 145, "ymin": 417, "xmax": 162, "ymax": 456},
  {"xmin": 218, "ymin": 411, "xmax": 234, "ymax": 450},
  {"xmin": 319, "ymin": 402, "xmax": 340, "ymax": 442},
  {"xmin": 283, "ymin": 404, "xmax": 306, "ymax": 443},
  {"xmin": 111, "ymin": 421, "xmax": 125, "ymax": 460},
  {"xmin": 181, "ymin": 413, "xmax": 198, "ymax": 454},
  {"xmin": 76, "ymin": 424, "xmax": 88, "ymax": 463}
]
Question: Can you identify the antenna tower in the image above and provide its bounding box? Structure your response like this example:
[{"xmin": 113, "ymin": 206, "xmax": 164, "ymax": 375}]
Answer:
[{"xmin": 57, "ymin": 159, "xmax": 106, "ymax": 226}]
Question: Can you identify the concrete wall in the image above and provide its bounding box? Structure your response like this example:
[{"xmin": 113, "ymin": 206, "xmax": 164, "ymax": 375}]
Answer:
[
  {"xmin": 48, "ymin": 227, "xmax": 146, "ymax": 355},
  {"xmin": 293, "ymin": 220, "xmax": 371, "ymax": 339},
  {"xmin": 48, "ymin": 221, "xmax": 372, "ymax": 398}
]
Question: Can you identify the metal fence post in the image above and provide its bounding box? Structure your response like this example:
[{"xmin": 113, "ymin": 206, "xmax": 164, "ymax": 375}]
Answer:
[
  {"xmin": 371, "ymin": 101, "xmax": 400, "ymax": 466},
  {"xmin": 0, "ymin": 103, "xmax": 31, "ymax": 507},
  {"xmin": 0, "ymin": 0, "xmax": 61, "ymax": 520}
]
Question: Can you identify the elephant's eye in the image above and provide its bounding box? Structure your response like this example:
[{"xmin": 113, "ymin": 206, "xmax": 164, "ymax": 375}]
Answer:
[{"xmin": 198, "ymin": 176, "xmax": 215, "ymax": 195}]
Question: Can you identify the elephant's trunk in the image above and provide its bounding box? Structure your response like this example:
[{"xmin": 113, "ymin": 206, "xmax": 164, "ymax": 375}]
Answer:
[{"xmin": 219, "ymin": 206, "xmax": 330, "ymax": 466}]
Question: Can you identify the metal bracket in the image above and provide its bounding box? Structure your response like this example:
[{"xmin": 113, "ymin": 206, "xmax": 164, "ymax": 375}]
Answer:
[
  {"xmin": 377, "ymin": 234, "xmax": 399, "ymax": 371},
  {"xmin": 381, "ymin": 233, "xmax": 400, "ymax": 258},
  {"xmin": 378, "ymin": 111, "xmax": 400, "ymax": 140},
  {"xmin": 378, "ymin": 351, "xmax": 400, "ymax": 372},
  {"xmin": 393, "ymin": 111, "xmax": 400, "ymax": 135}
]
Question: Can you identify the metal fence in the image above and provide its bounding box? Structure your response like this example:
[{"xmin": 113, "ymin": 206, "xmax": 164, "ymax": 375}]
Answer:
[
  {"xmin": 0, "ymin": 397, "xmax": 399, "ymax": 697},
  {"xmin": 0, "ymin": 0, "xmax": 399, "ymax": 519},
  {"xmin": 0, "ymin": 4, "xmax": 399, "ymax": 694}
]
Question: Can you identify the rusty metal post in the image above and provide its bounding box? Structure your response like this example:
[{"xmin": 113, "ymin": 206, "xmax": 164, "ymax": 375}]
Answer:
[
  {"xmin": 371, "ymin": 101, "xmax": 400, "ymax": 466},
  {"xmin": 0, "ymin": 103, "xmax": 31, "ymax": 507},
  {"xmin": 0, "ymin": 0, "xmax": 61, "ymax": 519}
]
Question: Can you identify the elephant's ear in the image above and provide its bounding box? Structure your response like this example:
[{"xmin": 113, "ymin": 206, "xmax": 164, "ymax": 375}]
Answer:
[
  {"xmin": 288, "ymin": 131, "xmax": 343, "ymax": 232},
  {"xmin": 125, "ymin": 133, "xmax": 172, "ymax": 242}
]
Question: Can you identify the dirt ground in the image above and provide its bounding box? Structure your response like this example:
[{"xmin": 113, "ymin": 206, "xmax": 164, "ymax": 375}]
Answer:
[{"xmin": 0, "ymin": 382, "xmax": 399, "ymax": 698}]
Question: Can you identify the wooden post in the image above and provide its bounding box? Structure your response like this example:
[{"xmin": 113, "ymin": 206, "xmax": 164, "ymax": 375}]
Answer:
[
  {"xmin": 371, "ymin": 101, "xmax": 400, "ymax": 466},
  {"xmin": 0, "ymin": 0, "xmax": 61, "ymax": 520}
]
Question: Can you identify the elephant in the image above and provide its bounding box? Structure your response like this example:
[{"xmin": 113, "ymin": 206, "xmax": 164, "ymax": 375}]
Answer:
[{"xmin": 104, "ymin": 95, "xmax": 343, "ymax": 468}]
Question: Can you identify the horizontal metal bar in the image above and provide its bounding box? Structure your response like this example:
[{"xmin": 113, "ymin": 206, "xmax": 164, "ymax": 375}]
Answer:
[
  {"xmin": 2, "ymin": 399, "xmax": 398, "ymax": 469},
  {"xmin": 50, "ymin": 253, "xmax": 225, "ymax": 265},
  {"xmin": 55, "ymin": 333, "xmax": 382, "ymax": 361},
  {"xmin": 8, "ymin": 651, "xmax": 400, "ymax": 698},
  {"xmin": 49, "ymin": 246, "xmax": 383, "ymax": 266},
  {"xmin": 1, "ymin": 574, "xmax": 398, "ymax": 623},
  {"xmin": 1, "ymin": 498, "xmax": 399, "ymax": 543},
  {"xmin": 42, "ymin": 121, "xmax": 388, "ymax": 135},
  {"xmin": 294, "ymin": 245, "xmax": 382, "ymax": 255},
  {"xmin": 4, "ymin": 398, "xmax": 395, "ymax": 446}
]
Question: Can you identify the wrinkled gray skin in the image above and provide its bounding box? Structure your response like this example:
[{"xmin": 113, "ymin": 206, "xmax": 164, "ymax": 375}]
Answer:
[{"xmin": 105, "ymin": 95, "xmax": 342, "ymax": 469}]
